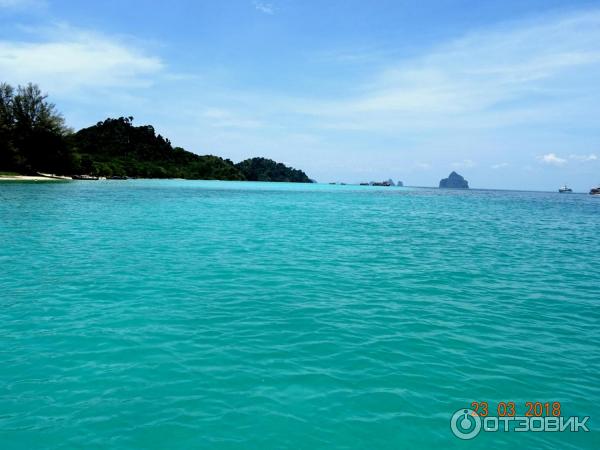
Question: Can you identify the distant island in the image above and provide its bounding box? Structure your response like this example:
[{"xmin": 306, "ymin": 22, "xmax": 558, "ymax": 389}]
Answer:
[
  {"xmin": 439, "ymin": 171, "xmax": 469, "ymax": 189},
  {"xmin": 0, "ymin": 82, "xmax": 311, "ymax": 183},
  {"xmin": 358, "ymin": 179, "xmax": 403, "ymax": 186}
]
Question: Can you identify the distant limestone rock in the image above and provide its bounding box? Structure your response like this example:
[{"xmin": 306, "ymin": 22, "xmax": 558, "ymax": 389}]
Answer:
[
  {"xmin": 397, "ymin": 180, "xmax": 404, "ymax": 187},
  {"xmin": 439, "ymin": 171, "xmax": 469, "ymax": 189},
  {"xmin": 370, "ymin": 179, "xmax": 395, "ymax": 186}
]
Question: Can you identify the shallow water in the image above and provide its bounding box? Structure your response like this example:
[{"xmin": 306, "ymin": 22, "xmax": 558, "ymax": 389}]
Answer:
[{"xmin": 1, "ymin": 180, "xmax": 599, "ymax": 449}]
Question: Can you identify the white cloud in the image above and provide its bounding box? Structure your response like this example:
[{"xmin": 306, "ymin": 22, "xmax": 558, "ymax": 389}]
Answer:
[
  {"xmin": 201, "ymin": 108, "xmax": 263, "ymax": 129},
  {"xmin": 414, "ymin": 162, "xmax": 431, "ymax": 170},
  {"xmin": 0, "ymin": 25, "xmax": 164, "ymax": 93},
  {"xmin": 569, "ymin": 153, "xmax": 597, "ymax": 161},
  {"xmin": 254, "ymin": 2, "xmax": 274, "ymax": 15},
  {"xmin": 491, "ymin": 162, "xmax": 509, "ymax": 169},
  {"xmin": 452, "ymin": 159, "xmax": 476, "ymax": 169},
  {"xmin": 295, "ymin": 10, "xmax": 600, "ymax": 133},
  {"xmin": 538, "ymin": 153, "xmax": 567, "ymax": 166},
  {"xmin": 0, "ymin": 0, "xmax": 44, "ymax": 8}
]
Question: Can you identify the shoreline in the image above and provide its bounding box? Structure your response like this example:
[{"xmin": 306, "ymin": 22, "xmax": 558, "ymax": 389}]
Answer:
[
  {"xmin": 0, "ymin": 176, "xmax": 595, "ymax": 194},
  {"xmin": 0, "ymin": 175, "xmax": 66, "ymax": 181}
]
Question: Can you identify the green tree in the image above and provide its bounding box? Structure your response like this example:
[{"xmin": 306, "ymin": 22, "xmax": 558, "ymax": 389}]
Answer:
[
  {"xmin": 0, "ymin": 83, "xmax": 14, "ymax": 127},
  {"xmin": 8, "ymin": 83, "xmax": 73, "ymax": 173},
  {"xmin": 13, "ymin": 83, "xmax": 66, "ymax": 134},
  {"xmin": 0, "ymin": 83, "xmax": 19, "ymax": 170}
]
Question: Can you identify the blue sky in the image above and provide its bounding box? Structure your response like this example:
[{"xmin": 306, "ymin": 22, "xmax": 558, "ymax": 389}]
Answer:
[{"xmin": 1, "ymin": 0, "xmax": 599, "ymax": 190}]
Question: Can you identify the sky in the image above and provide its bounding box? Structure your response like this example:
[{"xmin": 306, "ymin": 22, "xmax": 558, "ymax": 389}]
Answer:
[{"xmin": 1, "ymin": 0, "xmax": 600, "ymax": 190}]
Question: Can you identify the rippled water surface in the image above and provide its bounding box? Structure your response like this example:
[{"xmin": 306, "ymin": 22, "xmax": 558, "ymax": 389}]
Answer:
[{"xmin": 1, "ymin": 180, "xmax": 599, "ymax": 449}]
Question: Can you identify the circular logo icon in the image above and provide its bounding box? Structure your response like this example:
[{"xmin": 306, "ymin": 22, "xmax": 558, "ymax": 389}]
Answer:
[{"xmin": 450, "ymin": 408, "xmax": 481, "ymax": 440}]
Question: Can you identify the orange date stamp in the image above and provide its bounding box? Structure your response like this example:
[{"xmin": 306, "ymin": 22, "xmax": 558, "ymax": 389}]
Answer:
[
  {"xmin": 470, "ymin": 401, "xmax": 561, "ymax": 417},
  {"xmin": 450, "ymin": 401, "xmax": 590, "ymax": 439}
]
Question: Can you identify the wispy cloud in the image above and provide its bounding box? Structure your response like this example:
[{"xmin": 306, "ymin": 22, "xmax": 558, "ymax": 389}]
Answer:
[
  {"xmin": 2, "ymin": 5, "xmax": 597, "ymax": 189},
  {"xmin": 538, "ymin": 153, "xmax": 567, "ymax": 166},
  {"xmin": 452, "ymin": 159, "xmax": 476, "ymax": 169},
  {"xmin": 160, "ymin": 8, "xmax": 600, "ymax": 184},
  {"xmin": 537, "ymin": 152, "xmax": 598, "ymax": 166},
  {"xmin": 295, "ymin": 9, "xmax": 600, "ymax": 134},
  {"xmin": 414, "ymin": 162, "xmax": 431, "ymax": 170},
  {"xmin": 0, "ymin": 0, "xmax": 44, "ymax": 8},
  {"xmin": 201, "ymin": 108, "xmax": 263, "ymax": 129},
  {"xmin": 0, "ymin": 24, "xmax": 164, "ymax": 93},
  {"xmin": 253, "ymin": 2, "xmax": 274, "ymax": 15},
  {"xmin": 569, "ymin": 153, "xmax": 597, "ymax": 161}
]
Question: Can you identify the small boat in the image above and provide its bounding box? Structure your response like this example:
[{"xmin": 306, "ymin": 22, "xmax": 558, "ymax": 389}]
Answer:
[
  {"xmin": 558, "ymin": 185, "xmax": 572, "ymax": 193},
  {"xmin": 72, "ymin": 175, "xmax": 99, "ymax": 180},
  {"xmin": 590, "ymin": 186, "xmax": 600, "ymax": 196},
  {"xmin": 36, "ymin": 172, "xmax": 72, "ymax": 180}
]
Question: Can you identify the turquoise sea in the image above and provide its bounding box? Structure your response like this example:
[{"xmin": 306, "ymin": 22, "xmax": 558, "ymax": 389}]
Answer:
[{"xmin": 1, "ymin": 180, "xmax": 599, "ymax": 449}]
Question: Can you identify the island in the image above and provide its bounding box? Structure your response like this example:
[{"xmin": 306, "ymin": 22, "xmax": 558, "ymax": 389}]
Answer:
[
  {"xmin": 359, "ymin": 179, "xmax": 401, "ymax": 186},
  {"xmin": 439, "ymin": 171, "xmax": 469, "ymax": 189},
  {"xmin": 0, "ymin": 82, "xmax": 311, "ymax": 183}
]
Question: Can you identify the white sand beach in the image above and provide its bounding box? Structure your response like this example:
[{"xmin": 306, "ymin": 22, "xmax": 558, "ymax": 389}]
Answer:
[{"xmin": 0, "ymin": 174, "xmax": 67, "ymax": 181}]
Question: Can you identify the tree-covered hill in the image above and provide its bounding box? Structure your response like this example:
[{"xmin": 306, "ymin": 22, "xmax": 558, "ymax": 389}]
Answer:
[
  {"xmin": 69, "ymin": 117, "xmax": 244, "ymax": 179},
  {"xmin": 0, "ymin": 82, "xmax": 312, "ymax": 182},
  {"xmin": 236, "ymin": 157, "xmax": 311, "ymax": 183}
]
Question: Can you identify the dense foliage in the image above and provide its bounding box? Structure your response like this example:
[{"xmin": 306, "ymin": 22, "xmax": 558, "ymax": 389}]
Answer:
[
  {"xmin": 235, "ymin": 157, "xmax": 311, "ymax": 183},
  {"xmin": 69, "ymin": 117, "xmax": 244, "ymax": 179},
  {"xmin": 0, "ymin": 82, "xmax": 311, "ymax": 182},
  {"xmin": 0, "ymin": 82, "xmax": 76, "ymax": 174}
]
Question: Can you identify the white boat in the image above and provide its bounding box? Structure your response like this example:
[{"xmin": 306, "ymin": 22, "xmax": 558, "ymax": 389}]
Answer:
[
  {"xmin": 558, "ymin": 185, "xmax": 572, "ymax": 193},
  {"xmin": 72, "ymin": 174, "xmax": 99, "ymax": 180}
]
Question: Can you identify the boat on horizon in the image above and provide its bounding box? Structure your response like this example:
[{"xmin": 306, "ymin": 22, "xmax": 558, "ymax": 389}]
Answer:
[
  {"xmin": 590, "ymin": 186, "xmax": 600, "ymax": 196},
  {"xmin": 72, "ymin": 175, "xmax": 100, "ymax": 180},
  {"xmin": 36, "ymin": 172, "xmax": 72, "ymax": 180},
  {"xmin": 559, "ymin": 185, "xmax": 572, "ymax": 193}
]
